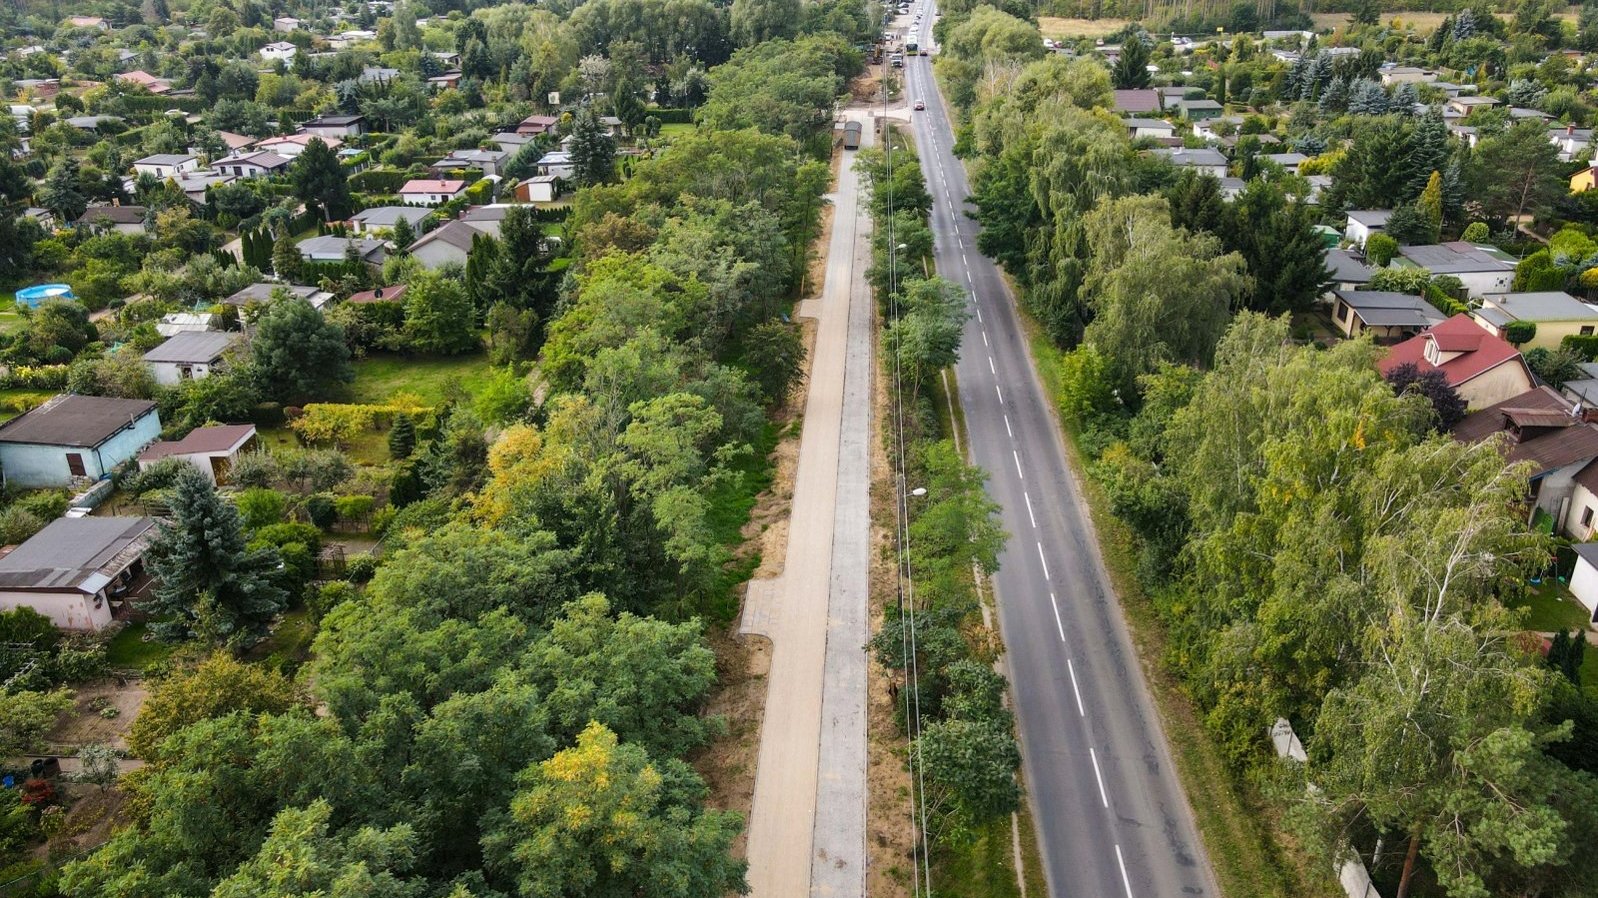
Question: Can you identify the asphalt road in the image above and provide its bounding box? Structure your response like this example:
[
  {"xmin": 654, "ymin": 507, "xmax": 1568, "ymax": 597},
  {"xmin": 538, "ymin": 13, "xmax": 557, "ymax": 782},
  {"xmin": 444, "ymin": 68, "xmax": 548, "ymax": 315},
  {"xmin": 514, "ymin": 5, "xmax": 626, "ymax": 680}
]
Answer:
[{"xmin": 899, "ymin": 10, "xmax": 1221, "ymax": 898}]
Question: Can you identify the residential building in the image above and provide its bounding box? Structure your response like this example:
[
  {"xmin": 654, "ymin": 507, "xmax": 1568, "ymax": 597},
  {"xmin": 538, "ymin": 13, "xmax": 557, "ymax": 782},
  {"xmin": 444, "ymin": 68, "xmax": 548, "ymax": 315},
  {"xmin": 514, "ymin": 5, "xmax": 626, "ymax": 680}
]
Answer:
[
  {"xmin": 171, "ymin": 171, "xmax": 235, "ymax": 206},
  {"xmin": 407, "ymin": 219, "xmax": 480, "ymax": 269},
  {"xmin": 1330, "ymin": 290, "xmax": 1445, "ymax": 341},
  {"xmin": 137, "ymin": 424, "xmax": 257, "ymax": 484},
  {"xmin": 299, "ymin": 114, "xmax": 367, "ymax": 138},
  {"xmin": 491, "ymin": 131, "xmax": 537, "ymax": 155},
  {"xmin": 132, "ymin": 153, "xmax": 198, "ymax": 179},
  {"xmin": 399, "ymin": 178, "xmax": 467, "ymax": 205},
  {"xmin": 65, "ymin": 15, "xmax": 107, "ymax": 29},
  {"xmin": 1260, "ymin": 152, "xmax": 1307, "ymax": 174},
  {"xmin": 427, "ymin": 72, "xmax": 463, "ymax": 91},
  {"xmin": 1123, "ymin": 117, "xmax": 1177, "ymax": 140},
  {"xmin": 215, "ymin": 130, "xmax": 255, "ymax": 152},
  {"xmin": 1151, "ymin": 146, "xmax": 1227, "ymax": 177},
  {"xmin": 349, "ymin": 205, "xmax": 431, "ymax": 235},
  {"xmin": 1445, "ymin": 95, "xmax": 1499, "ymax": 118},
  {"xmin": 1111, "ymin": 88, "xmax": 1160, "ymax": 114},
  {"xmin": 429, "ymin": 147, "xmax": 509, "ymax": 177},
  {"xmin": 1178, "ymin": 98, "xmax": 1224, "ymax": 120},
  {"xmin": 1379, "ymin": 66, "xmax": 1437, "ymax": 85},
  {"xmin": 1379, "ymin": 314, "xmax": 1534, "ymax": 410},
  {"xmin": 0, "ymin": 395, "xmax": 162, "ymax": 488},
  {"xmin": 115, "ymin": 70, "xmax": 171, "ymax": 94},
  {"xmin": 1571, "ymin": 164, "xmax": 1598, "ymax": 194},
  {"xmin": 254, "ymin": 133, "xmax": 342, "ymax": 158},
  {"xmin": 534, "ymin": 151, "xmax": 574, "ymax": 179},
  {"xmin": 1394, "ymin": 242, "xmax": 1517, "ymax": 297},
  {"xmin": 1344, "ymin": 209, "xmax": 1392, "ymax": 247},
  {"xmin": 273, "ymin": 16, "xmax": 302, "ymax": 31},
  {"xmin": 211, "ymin": 151, "xmax": 292, "ymax": 179},
  {"xmin": 64, "ymin": 115, "xmax": 123, "ymax": 133},
  {"xmin": 297, "ymin": 235, "xmax": 386, "ymax": 264},
  {"xmin": 516, "ymin": 114, "xmax": 560, "ymax": 136},
  {"xmin": 156, "ymin": 312, "xmax": 216, "ymax": 337},
  {"xmin": 142, "ymin": 331, "xmax": 241, "ymax": 385},
  {"xmin": 76, "ymin": 205, "xmax": 147, "ymax": 235},
  {"xmin": 260, "ymin": 41, "xmax": 299, "ymax": 61},
  {"xmin": 1553, "ymin": 125, "xmax": 1595, "ymax": 162},
  {"xmin": 0, "ymin": 516, "xmax": 156, "ymax": 632},
  {"xmin": 1326, "ymin": 247, "xmax": 1374, "ymax": 291},
  {"xmin": 360, "ymin": 66, "xmax": 400, "ymax": 84},
  {"xmin": 1472, "ymin": 291, "xmax": 1598, "ymax": 350},
  {"xmin": 1453, "ymin": 386, "xmax": 1598, "ymax": 536},
  {"xmin": 348, "ymin": 284, "xmax": 407, "ymax": 304},
  {"xmin": 225, "ymin": 282, "xmax": 335, "ymax": 310},
  {"xmin": 1568, "ymin": 543, "xmax": 1598, "ymax": 621}
]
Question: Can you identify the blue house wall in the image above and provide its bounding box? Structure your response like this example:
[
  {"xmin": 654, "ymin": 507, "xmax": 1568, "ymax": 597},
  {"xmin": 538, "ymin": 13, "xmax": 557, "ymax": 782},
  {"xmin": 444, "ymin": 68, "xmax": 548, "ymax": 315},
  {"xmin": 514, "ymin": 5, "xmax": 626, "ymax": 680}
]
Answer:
[{"xmin": 0, "ymin": 409, "xmax": 161, "ymax": 488}]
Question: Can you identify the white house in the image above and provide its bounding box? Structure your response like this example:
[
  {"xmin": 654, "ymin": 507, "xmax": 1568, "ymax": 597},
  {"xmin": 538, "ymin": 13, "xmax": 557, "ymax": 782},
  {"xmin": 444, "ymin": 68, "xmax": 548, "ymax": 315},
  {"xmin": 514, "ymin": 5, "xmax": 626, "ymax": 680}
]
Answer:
[
  {"xmin": 254, "ymin": 134, "xmax": 342, "ymax": 158},
  {"xmin": 272, "ymin": 16, "xmax": 301, "ymax": 31},
  {"xmin": 156, "ymin": 312, "xmax": 216, "ymax": 337},
  {"xmin": 260, "ymin": 41, "xmax": 299, "ymax": 61},
  {"xmin": 211, "ymin": 151, "xmax": 292, "ymax": 179},
  {"xmin": 1551, "ymin": 124, "xmax": 1593, "ymax": 163},
  {"xmin": 349, "ymin": 205, "xmax": 431, "ymax": 235},
  {"xmin": 515, "ymin": 175, "xmax": 560, "ymax": 203},
  {"xmin": 407, "ymin": 219, "xmax": 480, "ymax": 269},
  {"xmin": 429, "ymin": 147, "xmax": 509, "ymax": 177},
  {"xmin": 225, "ymin": 282, "xmax": 335, "ymax": 310},
  {"xmin": 1344, "ymin": 209, "xmax": 1392, "ymax": 247},
  {"xmin": 1122, "ymin": 117, "xmax": 1177, "ymax": 140},
  {"xmin": 0, "ymin": 395, "xmax": 161, "ymax": 488},
  {"xmin": 0, "ymin": 516, "xmax": 156, "ymax": 632},
  {"xmin": 297, "ymin": 235, "xmax": 387, "ymax": 264},
  {"xmin": 142, "ymin": 331, "xmax": 240, "ymax": 385},
  {"xmin": 399, "ymin": 179, "xmax": 467, "ymax": 206},
  {"xmin": 1396, "ymin": 242, "xmax": 1517, "ymax": 298},
  {"xmin": 1379, "ymin": 66, "xmax": 1437, "ymax": 85},
  {"xmin": 137, "ymin": 423, "xmax": 257, "ymax": 485},
  {"xmin": 1570, "ymin": 544, "xmax": 1598, "ymax": 623},
  {"xmin": 76, "ymin": 205, "xmax": 148, "ymax": 235},
  {"xmin": 535, "ymin": 151, "xmax": 574, "ymax": 179},
  {"xmin": 299, "ymin": 114, "xmax": 367, "ymax": 138},
  {"xmin": 132, "ymin": 153, "xmax": 199, "ymax": 179}
]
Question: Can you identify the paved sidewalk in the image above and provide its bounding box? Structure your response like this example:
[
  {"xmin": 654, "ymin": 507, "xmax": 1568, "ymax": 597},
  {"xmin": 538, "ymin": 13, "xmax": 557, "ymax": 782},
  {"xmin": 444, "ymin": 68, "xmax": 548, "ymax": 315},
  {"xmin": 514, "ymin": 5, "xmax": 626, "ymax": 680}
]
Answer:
[{"xmin": 741, "ymin": 113, "xmax": 874, "ymax": 898}]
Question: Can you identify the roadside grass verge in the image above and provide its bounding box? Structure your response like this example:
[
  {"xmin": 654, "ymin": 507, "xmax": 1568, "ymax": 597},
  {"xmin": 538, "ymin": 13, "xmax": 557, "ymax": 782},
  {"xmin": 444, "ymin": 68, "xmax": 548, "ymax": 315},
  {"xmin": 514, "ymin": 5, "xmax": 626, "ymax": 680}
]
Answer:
[
  {"xmin": 699, "ymin": 420, "xmax": 782, "ymax": 624},
  {"xmin": 1017, "ymin": 310, "xmax": 1340, "ymax": 898}
]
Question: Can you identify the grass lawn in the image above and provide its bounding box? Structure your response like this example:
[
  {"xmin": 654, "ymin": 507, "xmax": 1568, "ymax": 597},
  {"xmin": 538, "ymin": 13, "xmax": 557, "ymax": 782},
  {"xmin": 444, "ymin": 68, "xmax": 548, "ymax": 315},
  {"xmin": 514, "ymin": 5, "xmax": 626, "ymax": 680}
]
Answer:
[
  {"xmin": 1037, "ymin": 15, "xmax": 1132, "ymax": 39},
  {"xmin": 348, "ymin": 351, "xmax": 496, "ymax": 406},
  {"xmin": 1510, "ymin": 580, "xmax": 1593, "ymax": 632},
  {"xmin": 249, "ymin": 609, "xmax": 316, "ymax": 675},
  {"xmin": 937, "ymin": 815, "xmax": 1023, "ymax": 898},
  {"xmin": 258, "ymin": 425, "xmax": 391, "ymax": 467},
  {"xmin": 0, "ymin": 387, "xmax": 54, "ymax": 421},
  {"xmin": 0, "ymin": 306, "xmax": 25, "ymax": 335},
  {"xmin": 659, "ymin": 123, "xmax": 695, "ymax": 138},
  {"xmin": 105, "ymin": 622, "xmax": 175, "ymax": 670}
]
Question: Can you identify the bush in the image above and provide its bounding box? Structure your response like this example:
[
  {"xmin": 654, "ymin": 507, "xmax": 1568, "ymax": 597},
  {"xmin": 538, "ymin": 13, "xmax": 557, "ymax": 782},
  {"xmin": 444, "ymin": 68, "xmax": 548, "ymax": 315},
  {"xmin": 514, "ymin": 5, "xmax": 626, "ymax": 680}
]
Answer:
[
  {"xmin": 1563, "ymin": 334, "xmax": 1598, "ymax": 361},
  {"xmin": 1505, "ymin": 320, "xmax": 1538, "ymax": 346},
  {"xmin": 0, "ymin": 366, "xmax": 70, "ymax": 390},
  {"xmin": 1365, "ymin": 232, "xmax": 1399, "ymax": 267},
  {"xmin": 126, "ymin": 655, "xmax": 295, "ymax": 758},
  {"xmin": 304, "ymin": 493, "xmax": 336, "ymax": 528},
  {"xmin": 0, "ymin": 507, "xmax": 45, "ymax": 545},
  {"xmin": 344, "ymin": 553, "xmax": 379, "ymax": 583},
  {"xmin": 253, "ymin": 521, "xmax": 321, "ymax": 554},
  {"xmin": 1462, "ymin": 221, "xmax": 1490, "ymax": 243},
  {"xmin": 332, "ymin": 494, "xmax": 374, "ymax": 523},
  {"xmin": 13, "ymin": 490, "xmax": 68, "ymax": 521},
  {"xmin": 310, "ymin": 580, "xmax": 357, "ymax": 621},
  {"xmin": 235, "ymin": 488, "xmax": 287, "ymax": 529}
]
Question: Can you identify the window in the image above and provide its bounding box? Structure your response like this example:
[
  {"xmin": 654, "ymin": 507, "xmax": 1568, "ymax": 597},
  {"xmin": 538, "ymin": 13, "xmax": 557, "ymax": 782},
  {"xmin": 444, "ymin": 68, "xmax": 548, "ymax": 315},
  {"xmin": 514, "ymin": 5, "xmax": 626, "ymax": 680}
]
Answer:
[
  {"xmin": 1584, "ymin": 507, "xmax": 1594, "ymax": 528},
  {"xmin": 1583, "ymin": 326, "xmax": 1595, "ymax": 336},
  {"xmin": 65, "ymin": 453, "xmax": 85, "ymax": 477}
]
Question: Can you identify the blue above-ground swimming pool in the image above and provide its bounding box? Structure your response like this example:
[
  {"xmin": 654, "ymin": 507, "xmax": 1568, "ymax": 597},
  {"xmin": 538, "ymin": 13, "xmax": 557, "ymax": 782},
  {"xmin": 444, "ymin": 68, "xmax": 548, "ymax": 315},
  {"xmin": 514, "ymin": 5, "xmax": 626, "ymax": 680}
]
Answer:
[{"xmin": 14, "ymin": 284, "xmax": 75, "ymax": 308}]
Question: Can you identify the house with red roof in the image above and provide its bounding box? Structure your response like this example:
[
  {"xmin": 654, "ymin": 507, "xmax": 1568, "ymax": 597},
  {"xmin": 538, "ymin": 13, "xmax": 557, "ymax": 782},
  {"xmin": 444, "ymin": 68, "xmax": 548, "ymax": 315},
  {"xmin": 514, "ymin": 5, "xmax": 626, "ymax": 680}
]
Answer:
[
  {"xmin": 137, "ymin": 424, "xmax": 257, "ymax": 485},
  {"xmin": 1378, "ymin": 314, "xmax": 1534, "ymax": 410},
  {"xmin": 115, "ymin": 70, "xmax": 171, "ymax": 94},
  {"xmin": 398, "ymin": 179, "xmax": 467, "ymax": 206}
]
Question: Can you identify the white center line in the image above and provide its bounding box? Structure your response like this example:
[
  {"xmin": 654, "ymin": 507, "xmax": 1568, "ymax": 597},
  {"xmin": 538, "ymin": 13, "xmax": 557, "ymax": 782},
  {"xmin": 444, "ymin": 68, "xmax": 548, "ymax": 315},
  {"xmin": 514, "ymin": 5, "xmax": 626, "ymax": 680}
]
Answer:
[
  {"xmin": 1003, "ymin": 414, "xmax": 1013, "ymax": 437},
  {"xmin": 1090, "ymin": 747, "xmax": 1109, "ymax": 808},
  {"xmin": 981, "ymin": 330, "xmax": 989, "ymax": 346},
  {"xmin": 1115, "ymin": 845, "xmax": 1135, "ymax": 898},
  {"xmin": 1024, "ymin": 491, "xmax": 1037, "ymax": 528},
  {"xmin": 988, "ymin": 355, "xmax": 996, "ymax": 374},
  {"xmin": 1049, "ymin": 591, "xmax": 1065, "ymax": 641},
  {"xmin": 1013, "ymin": 450, "xmax": 1024, "ymax": 480},
  {"xmin": 1035, "ymin": 541, "xmax": 1049, "ymax": 579},
  {"xmin": 1067, "ymin": 658, "xmax": 1085, "ymax": 715},
  {"xmin": 976, "ymin": 306, "xmax": 983, "ymax": 323},
  {"xmin": 994, "ymin": 383, "xmax": 1002, "ymax": 403}
]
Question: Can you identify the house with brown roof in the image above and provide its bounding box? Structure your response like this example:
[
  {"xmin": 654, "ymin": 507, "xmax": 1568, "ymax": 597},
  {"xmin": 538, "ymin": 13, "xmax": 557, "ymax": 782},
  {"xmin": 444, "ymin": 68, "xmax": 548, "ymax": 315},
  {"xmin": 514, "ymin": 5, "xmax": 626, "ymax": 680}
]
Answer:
[
  {"xmin": 76, "ymin": 205, "xmax": 147, "ymax": 235},
  {"xmin": 1453, "ymin": 386, "xmax": 1598, "ymax": 536},
  {"xmin": 1378, "ymin": 314, "xmax": 1534, "ymax": 410},
  {"xmin": 0, "ymin": 395, "xmax": 162, "ymax": 487},
  {"xmin": 138, "ymin": 424, "xmax": 257, "ymax": 484},
  {"xmin": 1111, "ymin": 89, "xmax": 1160, "ymax": 114},
  {"xmin": 516, "ymin": 114, "xmax": 560, "ymax": 136},
  {"xmin": 116, "ymin": 70, "xmax": 171, "ymax": 94}
]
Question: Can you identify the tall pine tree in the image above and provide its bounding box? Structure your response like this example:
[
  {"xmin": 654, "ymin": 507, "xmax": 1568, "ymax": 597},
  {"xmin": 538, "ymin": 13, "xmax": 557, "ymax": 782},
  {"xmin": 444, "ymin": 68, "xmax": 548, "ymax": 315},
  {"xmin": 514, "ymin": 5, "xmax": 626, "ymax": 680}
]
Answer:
[{"xmin": 144, "ymin": 467, "xmax": 288, "ymax": 649}]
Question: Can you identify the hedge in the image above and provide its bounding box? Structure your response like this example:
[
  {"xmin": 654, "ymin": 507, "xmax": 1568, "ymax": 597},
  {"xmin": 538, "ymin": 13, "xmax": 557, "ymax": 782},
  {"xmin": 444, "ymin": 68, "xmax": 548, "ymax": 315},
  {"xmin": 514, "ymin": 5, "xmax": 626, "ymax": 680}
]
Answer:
[
  {"xmin": 1423, "ymin": 284, "xmax": 1468, "ymax": 317},
  {"xmin": 116, "ymin": 94, "xmax": 211, "ymax": 114},
  {"xmin": 1563, "ymin": 334, "xmax": 1598, "ymax": 361},
  {"xmin": 289, "ymin": 398, "xmax": 430, "ymax": 445},
  {"xmin": 349, "ymin": 168, "xmax": 411, "ymax": 194},
  {"xmin": 646, "ymin": 106, "xmax": 693, "ymax": 125}
]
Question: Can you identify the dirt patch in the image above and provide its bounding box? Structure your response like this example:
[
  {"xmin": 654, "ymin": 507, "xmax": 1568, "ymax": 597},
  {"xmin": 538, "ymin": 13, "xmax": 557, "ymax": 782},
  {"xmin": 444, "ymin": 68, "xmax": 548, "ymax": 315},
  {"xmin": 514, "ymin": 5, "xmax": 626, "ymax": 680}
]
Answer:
[
  {"xmin": 45, "ymin": 679, "xmax": 146, "ymax": 752},
  {"xmin": 1037, "ymin": 16, "xmax": 1132, "ymax": 39},
  {"xmin": 868, "ymin": 299, "xmax": 916, "ymax": 898},
  {"xmin": 30, "ymin": 784, "xmax": 133, "ymax": 863}
]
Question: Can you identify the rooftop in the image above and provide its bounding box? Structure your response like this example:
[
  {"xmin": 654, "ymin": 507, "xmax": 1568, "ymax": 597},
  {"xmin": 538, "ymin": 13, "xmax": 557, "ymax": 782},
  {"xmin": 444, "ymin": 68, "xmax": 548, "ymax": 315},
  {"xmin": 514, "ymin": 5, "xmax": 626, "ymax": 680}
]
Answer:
[
  {"xmin": 0, "ymin": 395, "xmax": 157, "ymax": 448},
  {"xmin": 1379, "ymin": 314, "xmax": 1527, "ymax": 389},
  {"xmin": 1333, "ymin": 290, "xmax": 1446, "ymax": 328},
  {"xmin": 1478, "ymin": 291, "xmax": 1598, "ymax": 323},
  {"xmin": 1347, "ymin": 209, "xmax": 1393, "ymax": 227},
  {"xmin": 142, "ymin": 331, "xmax": 239, "ymax": 364},
  {"xmin": 138, "ymin": 424, "xmax": 256, "ymax": 461},
  {"xmin": 1397, "ymin": 242, "xmax": 1517, "ymax": 275},
  {"xmin": 1453, "ymin": 386, "xmax": 1598, "ymax": 477},
  {"xmin": 0, "ymin": 516, "xmax": 154, "ymax": 593},
  {"xmin": 399, "ymin": 179, "xmax": 466, "ymax": 193}
]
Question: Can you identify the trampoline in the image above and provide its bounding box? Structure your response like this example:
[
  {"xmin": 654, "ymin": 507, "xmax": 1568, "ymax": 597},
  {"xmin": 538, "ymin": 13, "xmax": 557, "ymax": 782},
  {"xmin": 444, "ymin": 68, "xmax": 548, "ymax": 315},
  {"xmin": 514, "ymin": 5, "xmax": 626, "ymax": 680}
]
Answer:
[{"xmin": 14, "ymin": 284, "xmax": 75, "ymax": 308}]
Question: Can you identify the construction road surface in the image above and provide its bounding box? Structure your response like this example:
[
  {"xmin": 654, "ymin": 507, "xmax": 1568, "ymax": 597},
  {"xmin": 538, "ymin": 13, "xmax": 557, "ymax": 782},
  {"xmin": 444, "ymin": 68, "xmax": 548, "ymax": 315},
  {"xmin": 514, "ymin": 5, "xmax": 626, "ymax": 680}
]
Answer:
[
  {"xmin": 740, "ymin": 110, "xmax": 875, "ymax": 898},
  {"xmin": 898, "ymin": 6, "xmax": 1222, "ymax": 898}
]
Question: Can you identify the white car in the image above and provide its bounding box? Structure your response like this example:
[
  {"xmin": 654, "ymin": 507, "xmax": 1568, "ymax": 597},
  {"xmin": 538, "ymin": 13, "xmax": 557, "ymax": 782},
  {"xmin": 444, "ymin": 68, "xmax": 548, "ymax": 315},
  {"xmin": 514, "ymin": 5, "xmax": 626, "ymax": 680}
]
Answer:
[{"xmin": 913, "ymin": 100, "xmax": 926, "ymax": 111}]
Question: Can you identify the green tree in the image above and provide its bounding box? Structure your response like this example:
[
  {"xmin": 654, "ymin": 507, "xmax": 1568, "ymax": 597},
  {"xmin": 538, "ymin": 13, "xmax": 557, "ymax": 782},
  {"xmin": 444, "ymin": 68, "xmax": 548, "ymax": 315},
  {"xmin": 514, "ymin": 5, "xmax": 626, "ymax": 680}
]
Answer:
[
  {"xmin": 1111, "ymin": 35, "xmax": 1151, "ymax": 89},
  {"xmin": 211, "ymin": 800, "xmax": 427, "ymax": 898},
  {"xmin": 74, "ymin": 743, "xmax": 120, "ymax": 792},
  {"xmin": 1504, "ymin": 319, "xmax": 1538, "ymax": 346},
  {"xmin": 144, "ymin": 467, "xmax": 289, "ymax": 648},
  {"xmin": 884, "ymin": 276, "xmax": 971, "ymax": 398},
  {"xmin": 729, "ymin": 0, "xmax": 800, "ymax": 46},
  {"xmin": 290, "ymin": 137, "xmax": 351, "ymax": 222},
  {"xmin": 1350, "ymin": 0, "xmax": 1382, "ymax": 26},
  {"xmin": 482, "ymin": 722, "xmax": 747, "ymax": 898},
  {"xmin": 402, "ymin": 269, "xmax": 478, "ymax": 355},
  {"xmin": 390, "ymin": 213, "xmax": 415, "ymax": 251},
  {"xmin": 1471, "ymin": 119, "xmax": 1564, "ymax": 223},
  {"xmin": 39, "ymin": 158, "xmax": 87, "ymax": 222},
  {"xmin": 1419, "ymin": 169, "xmax": 1445, "ymax": 236},
  {"xmin": 1366, "ymin": 232, "xmax": 1400, "ymax": 267},
  {"xmin": 0, "ymin": 689, "xmax": 73, "ymax": 757},
  {"xmin": 127, "ymin": 653, "xmax": 297, "ymax": 757},
  {"xmin": 1223, "ymin": 180, "xmax": 1332, "ymax": 315},
  {"xmin": 569, "ymin": 106, "xmax": 616, "ymax": 186},
  {"xmin": 271, "ymin": 235, "xmax": 303, "ymax": 282},
  {"xmin": 388, "ymin": 413, "xmax": 416, "ymax": 460},
  {"xmin": 250, "ymin": 295, "xmax": 353, "ymax": 401}
]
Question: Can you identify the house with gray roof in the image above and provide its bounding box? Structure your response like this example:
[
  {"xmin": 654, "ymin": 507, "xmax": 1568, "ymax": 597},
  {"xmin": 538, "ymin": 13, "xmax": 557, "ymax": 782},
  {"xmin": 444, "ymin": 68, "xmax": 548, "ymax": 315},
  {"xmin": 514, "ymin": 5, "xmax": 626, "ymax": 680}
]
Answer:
[
  {"xmin": 0, "ymin": 395, "xmax": 161, "ymax": 488},
  {"xmin": 1330, "ymin": 290, "xmax": 1446, "ymax": 341},
  {"xmin": 1396, "ymin": 242, "xmax": 1517, "ymax": 298},
  {"xmin": 1471, "ymin": 291, "xmax": 1598, "ymax": 350},
  {"xmin": 0, "ymin": 516, "xmax": 157, "ymax": 631},
  {"xmin": 142, "ymin": 331, "xmax": 241, "ymax": 385}
]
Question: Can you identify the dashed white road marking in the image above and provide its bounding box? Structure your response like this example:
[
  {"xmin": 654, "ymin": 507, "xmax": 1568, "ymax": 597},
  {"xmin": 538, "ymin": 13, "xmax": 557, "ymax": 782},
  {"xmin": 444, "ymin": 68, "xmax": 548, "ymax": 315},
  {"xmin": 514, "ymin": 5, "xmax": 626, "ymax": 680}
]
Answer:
[
  {"xmin": 1115, "ymin": 845, "xmax": 1135, "ymax": 898},
  {"xmin": 988, "ymin": 355, "xmax": 996, "ymax": 374},
  {"xmin": 1003, "ymin": 414, "xmax": 1012, "ymax": 437},
  {"xmin": 1024, "ymin": 491, "xmax": 1037, "ymax": 528},
  {"xmin": 1067, "ymin": 658, "xmax": 1085, "ymax": 714},
  {"xmin": 1013, "ymin": 450, "xmax": 1024, "ymax": 480},
  {"xmin": 994, "ymin": 382, "xmax": 1002, "ymax": 403},
  {"xmin": 1036, "ymin": 540, "xmax": 1048, "ymax": 579},
  {"xmin": 1049, "ymin": 591, "xmax": 1065, "ymax": 640},
  {"xmin": 981, "ymin": 330, "xmax": 988, "ymax": 346},
  {"xmin": 1089, "ymin": 747, "xmax": 1109, "ymax": 808}
]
